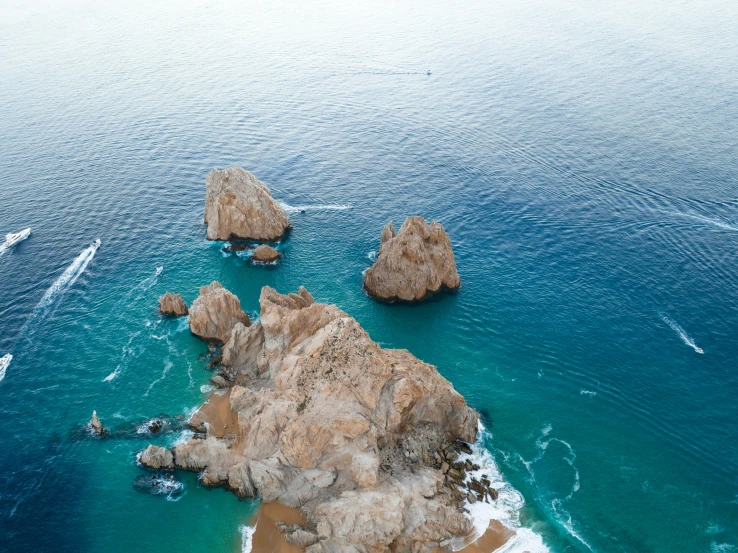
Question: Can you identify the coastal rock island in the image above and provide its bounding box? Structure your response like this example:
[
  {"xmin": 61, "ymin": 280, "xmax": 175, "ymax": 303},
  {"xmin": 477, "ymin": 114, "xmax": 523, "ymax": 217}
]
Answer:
[
  {"xmin": 140, "ymin": 286, "xmax": 485, "ymax": 552},
  {"xmin": 158, "ymin": 292, "xmax": 188, "ymax": 316},
  {"xmin": 188, "ymin": 281, "xmax": 251, "ymax": 343},
  {"xmin": 364, "ymin": 217, "xmax": 460, "ymax": 302},
  {"xmin": 204, "ymin": 167, "xmax": 290, "ymax": 241},
  {"xmin": 252, "ymin": 243, "xmax": 280, "ymax": 263}
]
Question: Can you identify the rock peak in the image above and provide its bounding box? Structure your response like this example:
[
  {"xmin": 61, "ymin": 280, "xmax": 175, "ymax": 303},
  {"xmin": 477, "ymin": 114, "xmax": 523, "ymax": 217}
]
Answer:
[
  {"xmin": 364, "ymin": 216, "xmax": 460, "ymax": 302},
  {"xmin": 204, "ymin": 167, "xmax": 290, "ymax": 241}
]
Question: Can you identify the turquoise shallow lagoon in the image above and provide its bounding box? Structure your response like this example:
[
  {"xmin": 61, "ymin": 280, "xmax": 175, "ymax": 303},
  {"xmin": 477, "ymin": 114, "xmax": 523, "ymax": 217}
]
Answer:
[{"xmin": 1, "ymin": 1, "xmax": 737, "ymax": 551}]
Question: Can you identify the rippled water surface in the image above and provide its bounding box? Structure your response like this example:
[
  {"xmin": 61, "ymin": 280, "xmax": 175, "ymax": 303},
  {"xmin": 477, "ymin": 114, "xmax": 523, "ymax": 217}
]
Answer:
[{"xmin": 2, "ymin": 1, "xmax": 738, "ymax": 552}]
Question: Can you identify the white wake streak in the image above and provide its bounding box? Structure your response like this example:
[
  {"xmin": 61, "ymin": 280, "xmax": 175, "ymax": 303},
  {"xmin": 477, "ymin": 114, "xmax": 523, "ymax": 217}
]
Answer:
[
  {"xmin": 36, "ymin": 240, "xmax": 100, "ymax": 311},
  {"xmin": 279, "ymin": 202, "xmax": 352, "ymax": 213},
  {"xmin": 660, "ymin": 313, "xmax": 704, "ymax": 354}
]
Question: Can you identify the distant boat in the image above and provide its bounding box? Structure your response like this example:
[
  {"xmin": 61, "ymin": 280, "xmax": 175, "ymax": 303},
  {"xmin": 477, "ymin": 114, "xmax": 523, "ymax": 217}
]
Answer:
[{"xmin": 3, "ymin": 228, "xmax": 31, "ymax": 248}]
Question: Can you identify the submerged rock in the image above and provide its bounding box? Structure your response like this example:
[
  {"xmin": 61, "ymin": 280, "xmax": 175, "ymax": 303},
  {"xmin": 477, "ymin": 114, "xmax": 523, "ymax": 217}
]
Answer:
[
  {"xmin": 251, "ymin": 244, "xmax": 280, "ymax": 263},
  {"xmin": 157, "ymin": 285, "xmax": 478, "ymax": 552},
  {"xmin": 204, "ymin": 167, "xmax": 290, "ymax": 241},
  {"xmin": 364, "ymin": 216, "xmax": 460, "ymax": 302},
  {"xmin": 133, "ymin": 473, "xmax": 183, "ymax": 499},
  {"xmin": 90, "ymin": 411, "xmax": 104, "ymax": 436},
  {"xmin": 188, "ymin": 282, "xmax": 251, "ymax": 343},
  {"xmin": 158, "ymin": 292, "xmax": 188, "ymax": 317},
  {"xmin": 138, "ymin": 445, "xmax": 174, "ymax": 470}
]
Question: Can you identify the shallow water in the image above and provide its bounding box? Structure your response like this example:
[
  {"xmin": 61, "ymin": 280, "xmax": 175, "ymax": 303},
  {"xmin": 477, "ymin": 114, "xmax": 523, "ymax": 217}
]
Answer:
[{"xmin": 1, "ymin": 1, "xmax": 738, "ymax": 551}]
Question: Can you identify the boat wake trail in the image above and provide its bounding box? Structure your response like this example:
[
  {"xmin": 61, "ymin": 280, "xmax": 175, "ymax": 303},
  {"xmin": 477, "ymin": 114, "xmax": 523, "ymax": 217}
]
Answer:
[
  {"xmin": 0, "ymin": 353, "xmax": 12, "ymax": 382},
  {"xmin": 279, "ymin": 202, "xmax": 352, "ymax": 213},
  {"xmin": 660, "ymin": 313, "xmax": 704, "ymax": 354},
  {"xmin": 112, "ymin": 266, "xmax": 163, "ymax": 312},
  {"xmin": 662, "ymin": 210, "xmax": 738, "ymax": 232},
  {"xmin": 33, "ymin": 239, "xmax": 101, "ymax": 316}
]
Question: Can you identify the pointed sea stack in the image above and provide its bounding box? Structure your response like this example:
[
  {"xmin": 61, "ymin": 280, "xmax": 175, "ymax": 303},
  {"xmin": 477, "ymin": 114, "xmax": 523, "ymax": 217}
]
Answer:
[
  {"xmin": 364, "ymin": 216, "xmax": 460, "ymax": 302},
  {"xmin": 204, "ymin": 167, "xmax": 290, "ymax": 241}
]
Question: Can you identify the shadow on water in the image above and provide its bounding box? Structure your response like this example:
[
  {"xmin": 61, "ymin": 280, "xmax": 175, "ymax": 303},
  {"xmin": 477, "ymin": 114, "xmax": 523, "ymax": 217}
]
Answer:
[{"xmin": 0, "ymin": 433, "xmax": 91, "ymax": 553}]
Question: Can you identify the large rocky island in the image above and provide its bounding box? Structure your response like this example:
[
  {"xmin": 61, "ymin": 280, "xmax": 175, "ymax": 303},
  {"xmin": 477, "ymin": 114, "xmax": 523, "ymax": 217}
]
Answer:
[
  {"xmin": 140, "ymin": 285, "xmax": 496, "ymax": 552},
  {"xmin": 204, "ymin": 167, "xmax": 290, "ymax": 241},
  {"xmin": 364, "ymin": 217, "xmax": 460, "ymax": 302}
]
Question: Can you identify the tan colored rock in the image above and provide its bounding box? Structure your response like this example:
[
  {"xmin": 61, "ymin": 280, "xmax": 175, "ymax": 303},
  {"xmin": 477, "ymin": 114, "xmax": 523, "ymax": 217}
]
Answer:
[
  {"xmin": 204, "ymin": 167, "xmax": 290, "ymax": 241},
  {"xmin": 156, "ymin": 285, "xmax": 478, "ymax": 552},
  {"xmin": 158, "ymin": 292, "xmax": 188, "ymax": 316},
  {"xmin": 364, "ymin": 216, "xmax": 460, "ymax": 302},
  {"xmin": 90, "ymin": 410, "xmax": 104, "ymax": 435},
  {"xmin": 138, "ymin": 445, "xmax": 174, "ymax": 470},
  {"xmin": 251, "ymin": 244, "xmax": 280, "ymax": 263},
  {"xmin": 188, "ymin": 282, "xmax": 250, "ymax": 343}
]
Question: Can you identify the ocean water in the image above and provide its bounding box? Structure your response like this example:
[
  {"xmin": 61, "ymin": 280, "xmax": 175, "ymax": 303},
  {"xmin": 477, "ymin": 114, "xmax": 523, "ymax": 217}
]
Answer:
[{"xmin": 1, "ymin": 0, "xmax": 737, "ymax": 551}]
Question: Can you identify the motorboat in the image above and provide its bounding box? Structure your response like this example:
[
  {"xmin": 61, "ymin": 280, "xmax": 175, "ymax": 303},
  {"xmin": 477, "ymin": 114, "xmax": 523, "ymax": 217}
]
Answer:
[{"xmin": 3, "ymin": 228, "xmax": 31, "ymax": 248}]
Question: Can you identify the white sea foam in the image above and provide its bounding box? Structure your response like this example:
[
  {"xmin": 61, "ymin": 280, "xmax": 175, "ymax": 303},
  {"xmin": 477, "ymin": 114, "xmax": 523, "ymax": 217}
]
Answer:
[
  {"xmin": 112, "ymin": 265, "xmax": 163, "ymax": 312},
  {"xmin": 660, "ymin": 313, "xmax": 704, "ymax": 354},
  {"xmin": 240, "ymin": 524, "xmax": 256, "ymax": 553},
  {"xmin": 450, "ymin": 422, "xmax": 549, "ymax": 553},
  {"xmin": 278, "ymin": 202, "xmax": 352, "ymax": 213},
  {"xmin": 103, "ymin": 368, "xmax": 120, "ymax": 382},
  {"xmin": 711, "ymin": 543, "xmax": 737, "ymax": 553},
  {"xmin": 144, "ymin": 358, "xmax": 173, "ymax": 396},
  {"xmin": 35, "ymin": 239, "xmax": 100, "ymax": 312},
  {"xmin": 0, "ymin": 353, "xmax": 12, "ymax": 382},
  {"xmin": 580, "ymin": 389, "xmax": 597, "ymax": 397},
  {"xmin": 367, "ymin": 250, "xmax": 377, "ymax": 262}
]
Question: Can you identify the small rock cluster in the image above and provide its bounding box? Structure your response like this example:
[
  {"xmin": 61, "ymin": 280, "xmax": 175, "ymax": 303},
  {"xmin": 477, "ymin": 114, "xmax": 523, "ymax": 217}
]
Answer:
[{"xmin": 432, "ymin": 441, "xmax": 498, "ymax": 506}]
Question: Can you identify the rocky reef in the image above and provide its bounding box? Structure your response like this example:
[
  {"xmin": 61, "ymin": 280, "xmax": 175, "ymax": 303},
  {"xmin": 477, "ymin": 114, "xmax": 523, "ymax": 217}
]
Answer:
[
  {"xmin": 140, "ymin": 285, "xmax": 487, "ymax": 552},
  {"xmin": 158, "ymin": 292, "xmax": 188, "ymax": 316},
  {"xmin": 252, "ymin": 244, "xmax": 280, "ymax": 263},
  {"xmin": 188, "ymin": 281, "xmax": 251, "ymax": 343},
  {"xmin": 204, "ymin": 167, "xmax": 290, "ymax": 241},
  {"xmin": 364, "ymin": 217, "xmax": 460, "ymax": 302}
]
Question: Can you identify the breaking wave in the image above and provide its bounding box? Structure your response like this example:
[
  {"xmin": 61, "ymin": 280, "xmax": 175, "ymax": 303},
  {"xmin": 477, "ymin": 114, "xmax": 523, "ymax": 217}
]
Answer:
[
  {"xmin": 580, "ymin": 389, "xmax": 597, "ymax": 397},
  {"xmin": 240, "ymin": 524, "xmax": 256, "ymax": 553},
  {"xmin": 660, "ymin": 313, "xmax": 704, "ymax": 354},
  {"xmin": 278, "ymin": 202, "xmax": 352, "ymax": 213},
  {"xmin": 451, "ymin": 422, "xmax": 549, "ymax": 553}
]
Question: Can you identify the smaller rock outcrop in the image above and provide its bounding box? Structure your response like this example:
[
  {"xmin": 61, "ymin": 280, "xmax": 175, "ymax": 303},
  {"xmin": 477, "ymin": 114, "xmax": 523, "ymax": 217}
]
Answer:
[
  {"xmin": 188, "ymin": 282, "xmax": 251, "ymax": 343},
  {"xmin": 204, "ymin": 167, "xmax": 290, "ymax": 241},
  {"xmin": 90, "ymin": 411, "xmax": 104, "ymax": 435},
  {"xmin": 364, "ymin": 216, "xmax": 460, "ymax": 302},
  {"xmin": 158, "ymin": 292, "xmax": 188, "ymax": 316},
  {"xmin": 251, "ymin": 244, "xmax": 280, "ymax": 263},
  {"xmin": 138, "ymin": 445, "xmax": 174, "ymax": 470}
]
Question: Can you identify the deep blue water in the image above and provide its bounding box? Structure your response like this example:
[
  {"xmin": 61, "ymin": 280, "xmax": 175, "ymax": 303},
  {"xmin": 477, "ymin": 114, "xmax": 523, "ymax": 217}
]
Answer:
[{"xmin": 1, "ymin": 1, "xmax": 737, "ymax": 552}]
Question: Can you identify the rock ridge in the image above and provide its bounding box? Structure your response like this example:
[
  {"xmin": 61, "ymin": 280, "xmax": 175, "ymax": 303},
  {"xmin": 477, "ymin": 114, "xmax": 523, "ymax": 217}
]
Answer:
[{"xmin": 140, "ymin": 285, "xmax": 481, "ymax": 553}]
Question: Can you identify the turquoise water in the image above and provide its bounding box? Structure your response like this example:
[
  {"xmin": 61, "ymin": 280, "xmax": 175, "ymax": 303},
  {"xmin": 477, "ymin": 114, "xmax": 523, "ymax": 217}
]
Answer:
[{"xmin": 2, "ymin": 0, "xmax": 738, "ymax": 551}]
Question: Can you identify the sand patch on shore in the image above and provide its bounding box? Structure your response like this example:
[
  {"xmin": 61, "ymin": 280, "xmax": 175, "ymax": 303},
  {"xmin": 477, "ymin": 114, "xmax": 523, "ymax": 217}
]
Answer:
[
  {"xmin": 198, "ymin": 388, "xmax": 239, "ymax": 438},
  {"xmin": 451, "ymin": 520, "xmax": 514, "ymax": 553},
  {"xmin": 250, "ymin": 502, "xmax": 306, "ymax": 553}
]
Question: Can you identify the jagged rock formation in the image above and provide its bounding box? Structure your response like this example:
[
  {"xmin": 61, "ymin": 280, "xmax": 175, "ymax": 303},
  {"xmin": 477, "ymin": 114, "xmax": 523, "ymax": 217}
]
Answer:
[
  {"xmin": 138, "ymin": 445, "xmax": 174, "ymax": 470},
  {"xmin": 252, "ymin": 244, "xmax": 280, "ymax": 263},
  {"xmin": 140, "ymin": 286, "xmax": 480, "ymax": 552},
  {"xmin": 90, "ymin": 410, "xmax": 104, "ymax": 435},
  {"xmin": 188, "ymin": 282, "xmax": 251, "ymax": 343},
  {"xmin": 204, "ymin": 167, "xmax": 290, "ymax": 241},
  {"xmin": 364, "ymin": 217, "xmax": 460, "ymax": 302},
  {"xmin": 158, "ymin": 292, "xmax": 188, "ymax": 316}
]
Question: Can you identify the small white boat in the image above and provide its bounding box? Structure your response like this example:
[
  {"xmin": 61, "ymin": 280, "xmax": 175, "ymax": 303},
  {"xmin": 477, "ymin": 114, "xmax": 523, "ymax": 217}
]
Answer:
[
  {"xmin": 94, "ymin": 238, "xmax": 101, "ymax": 248},
  {"xmin": 3, "ymin": 228, "xmax": 31, "ymax": 248},
  {"xmin": 0, "ymin": 353, "xmax": 12, "ymax": 381}
]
